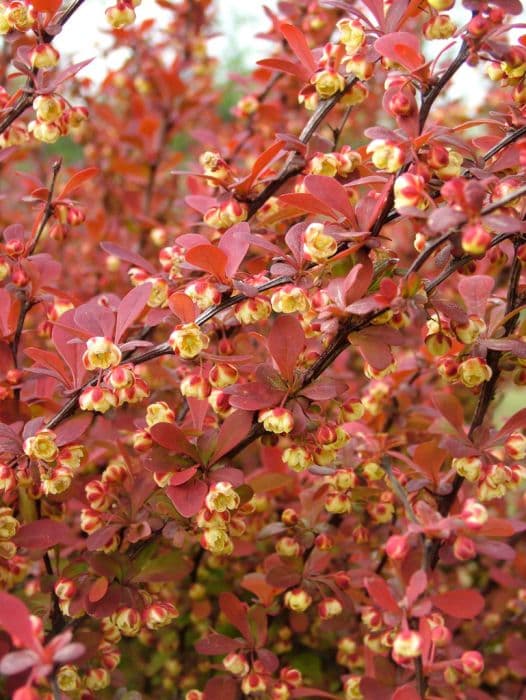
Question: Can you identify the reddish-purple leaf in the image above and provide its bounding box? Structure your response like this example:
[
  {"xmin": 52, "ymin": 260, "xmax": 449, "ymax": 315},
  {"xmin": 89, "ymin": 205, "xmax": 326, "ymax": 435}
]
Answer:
[
  {"xmin": 364, "ymin": 576, "xmax": 400, "ymax": 613},
  {"xmin": 169, "ymin": 467, "xmax": 198, "ymax": 486},
  {"xmin": 203, "ymin": 675, "xmax": 240, "ymax": 700},
  {"xmin": 0, "ymin": 591, "xmax": 38, "ymax": 650},
  {"xmin": 458, "ymin": 275, "xmax": 494, "ymax": 318},
  {"xmin": 268, "ymin": 315, "xmax": 305, "ymax": 383},
  {"xmin": 279, "ymin": 23, "xmax": 317, "ymax": 74},
  {"xmin": 432, "ymin": 589, "xmax": 484, "ymax": 619},
  {"xmin": 226, "ymin": 381, "xmax": 284, "ymax": 411},
  {"xmin": 0, "ymin": 423, "xmax": 22, "ymax": 454},
  {"xmin": 279, "ymin": 192, "xmax": 338, "ymax": 219},
  {"xmin": 0, "ymin": 649, "xmax": 39, "ymax": 675},
  {"xmin": 406, "ymin": 570, "xmax": 427, "ymax": 609},
  {"xmin": 114, "ymin": 283, "xmax": 151, "ymax": 343},
  {"xmin": 54, "ymin": 414, "xmax": 92, "ymax": 446},
  {"xmin": 14, "ymin": 519, "xmax": 78, "ymax": 550},
  {"xmin": 100, "ymin": 242, "xmax": 156, "ymax": 275},
  {"xmin": 211, "ymin": 410, "xmax": 254, "ymax": 464},
  {"xmin": 392, "ymin": 685, "xmax": 422, "ymax": 700},
  {"xmin": 57, "ymin": 167, "xmax": 98, "ymax": 199},
  {"xmin": 195, "ymin": 633, "xmax": 242, "ymax": 655},
  {"xmin": 305, "ymin": 175, "xmax": 355, "ymax": 221},
  {"xmin": 257, "ymin": 57, "xmax": 311, "ymax": 81},
  {"xmin": 236, "ymin": 140, "xmax": 285, "ymax": 195},
  {"xmin": 186, "ymin": 244, "xmax": 229, "ymax": 283},
  {"xmin": 219, "ymin": 592, "xmax": 251, "ymax": 640},
  {"xmin": 218, "ymin": 223, "xmax": 251, "ymax": 279},
  {"xmin": 432, "ymin": 393, "xmax": 465, "ymax": 433},
  {"xmin": 168, "ymin": 292, "xmax": 198, "ymax": 323},
  {"xmin": 374, "ymin": 32, "xmax": 424, "ymax": 72},
  {"xmin": 166, "ymin": 480, "xmax": 207, "ymax": 518},
  {"xmin": 149, "ymin": 422, "xmax": 198, "ymax": 459}
]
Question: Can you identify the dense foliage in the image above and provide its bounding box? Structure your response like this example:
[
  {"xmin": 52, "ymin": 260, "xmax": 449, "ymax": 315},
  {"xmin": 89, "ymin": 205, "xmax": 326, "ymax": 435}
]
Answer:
[{"xmin": 0, "ymin": 0, "xmax": 526, "ymax": 697}]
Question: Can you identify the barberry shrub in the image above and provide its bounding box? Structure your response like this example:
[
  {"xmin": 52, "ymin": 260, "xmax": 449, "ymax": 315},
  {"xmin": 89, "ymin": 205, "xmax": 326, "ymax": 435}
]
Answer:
[{"xmin": 0, "ymin": 0, "xmax": 525, "ymax": 697}]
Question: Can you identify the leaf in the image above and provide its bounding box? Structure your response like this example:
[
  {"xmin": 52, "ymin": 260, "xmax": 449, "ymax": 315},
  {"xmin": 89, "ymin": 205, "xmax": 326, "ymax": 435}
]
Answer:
[
  {"xmin": 226, "ymin": 381, "xmax": 284, "ymax": 411},
  {"xmin": 25, "ymin": 346, "xmax": 72, "ymax": 387},
  {"xmin": 0, "ymin": 649, "xmax": 39, "ymax": 675},
  {"xmin": 406, "ymin": 570, "xmax": 427, "ymax": 609},
  {"xmin": 431, "ymin": 589, "xmax": 484, "ymax": 619},
  {"xmin": 32, "ymin": 0, "xmax": 61, "ymax": 10},
  {"xmin": 203, "ymin": 675, "xmax": 240, "ymax": 700},
  {"xmin": 88, "ymin": 576, "xmax": 109, "ymax": 603},
  {"xmin": 305, "ymin": 175, "xmax": 355, "ymax": 221},
  {"xmin": 266, "ymin": 565, "xmax": 301, "ymax": 589},
  {"xmin": 279, "ymin": 23, "xmax": 317, "ymax": 74},
  {"xmin": 166, "ymin": 480, "xmax": 207, "ymax": 518},
  {"xmin": 54, "ymin": 414, "xmax": 92, "ymax": 446},
  {"xmin": 374, "ymin": 32, "xmax": 424, "ymax": 72},
  {"xmin": 432, "ymin": 393, "xmax": 465, "ymax": 433},
  {"xmin": 186, "ymin": 244, "xmax": 229, "ymax": 283},
  {"xmin": 364, "ymin": 576, "xmax": 399, "ymax": 613},
  {"xmin": 457, "ymin": 275, "xmax": 494, "ymax": 318},
  {"xmin": 247, "ymin": 472, "xmax": 295, "ymax": 494},
  {"xmin": 14, "ymin": 519, "xmax": 77, "ymax": 549},
  {"xmin": 392, "ymin": 685, "xmax": 422, "ymax": 700},
  {"xmin": 241, "ymin": 573, "xmax": 281, "ymax": 606},
  {"xmin": 168, "ymin": 292, "xmax": 197, "ymax": 323},
  {"xmin": 279, "ymin": 192, "xmax": 338, "ymax": 219},
  {"xmin": 132, "ymin": 551, "xmax": 193, "ymax": 583},
  {"xmin": 114, "ymin": 283, "xmax": 151, "ymax": 343},
  {"xmin": 219, "ymin": 592, "xmax": 251, "ymax": 639},
  {"xmin": 211, "ymin": 410, "xmax": 254, "ymax": 463},
  {"xmin": 291, "ymin": 690, "xmax": 341, "ymax": 699},
  {"xmin": 413, "ymin": 440, "xmax": 446, "ymax": 485},
  {"xmin": 0, "ymin": 422, "xmax": 22, "ymax": 454},
  {"xmin": 0, "ymin": 591, "xmax": 38, "ymax": 650},
  {"xmin": 268, "ymin": 315, "xmax": 304, "ymax": 383},
  {"xmin": 100, "ymin": 242, "xmax": 156, "ymax": 275},
  {"xmin": 195, "ymin": 633, "xmax": 242, "ymax": 655},
  {"xmin": 236, "ymin": 141, "xmax": 285, "ymax": 195},
  {"xmin": 57, "ymin": 167, "xmax": 98, "ymax": 199},
  {"xmin": 257, "ymin": 57, "xmax": 311, "ymax": 81},
  {"xmin": 218, "ymin": 222, "xmax": 252, "ymax": 279},
  {"xmin": 149, "ymin": 422, "xmax": 198, "ymax": 459}
]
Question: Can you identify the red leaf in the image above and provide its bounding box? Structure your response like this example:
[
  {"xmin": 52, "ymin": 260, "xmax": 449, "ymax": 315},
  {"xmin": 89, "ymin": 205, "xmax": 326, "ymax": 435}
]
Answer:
[
  {"xmin": 195, "ymin": 633, "xmax": 242, "ymax": 655},
  {"xmin": 364, "ymin": 576, "xmax": 400, "ymax": 613},
  {"xmin": 257, "ymin": 57, "xmax": 311, "ymax": 82},
  {"xmin": 279, "ymin": 192, "xmax": 338, "ymax": 219},
  {"xmin": 57, "ymin": 167, "xmax": 98, "ymax": 199},
  {"xmin": 14, "ymin": 519, "xmax": 77, "ymax": 550},
  {"xmin": 236, "ymin": 141, "xmax": 285, "ymax": 195},
  {"xmin": 432, "ymin": 393, "xmax": 465, "ymax": 433},
  {"xmin": 0, "ymin": 591, "xmax": 37, "ymax": 650},
  {"xmin": 32, "ymin": 0, "xmax": 61, "ymax": 12},
  {"xmin": 457, "ymin": 275, "xmax": 494, "ymax": 318},
  {"xmin": 54, "ymin": 413, "xmax": 92, "ymax": 446},
  {"xmin": 149, "ymin": 422, "xmax": 198, "ymax": 459},
  {"xmin": 88, "ymin": 576, "xmax": 109, "ymax": 603},
  {"xmin": 413, "ymin": 440, "xmax": 446, "ymax": 485},
  {"xmin": 392, "ymin": 684, "xmax": 422, "ymax": 700},
  {"xmin": 279, "ymin": 23, "xmax": 317, "ymax": 74},
  {"xmin": 211, "ymin": 410, "xmax": 254, "ymax": 463},
  {"xmin": 432, "ymin": 589, "xmax": 484, "ymax": 619},
  {"xmin": 226, "ymin": 381, "xmax": 284, "ymax": 411},
  {"xmin": 186, "ymin": 244, "xmax": 229, "ymax": 283},
  {"xmin": 114, "ymin": 283, "xmax": 151, "ymax": 343},
  {"xmin": 100, "ymin": 242, "xmax": 156, "ymax": 275},
  {"xmin": 169, "ymin": 467, "xmax": 198, "ymax": 486},
  {"xmin": 406, "ymin": 570, "xmax": 427, "ymax": 609},
  {"xmin": 305, "ymin": 175, "xmax": 355, "ymax": 221},
  {"xmin": 374, "ymin": 32, "xmax": 424, "ymax": 72},
  {"xmin": 168, "ymin": 292, "xmax": 197, "ymax": 323},
  {"xmin": 218, "ymin": 223, "xmax": 250, "ymax": 279},
  {"xmin": 166, "ymin": 480, "xmax": 207, "ymax": 518},
  {"xmin": 268, "ymin": 315, "xmax": 305, "ymax": 383},
  {"xmin": 219, "ymin": 592, "xmax": 251, "ymax": 639},
  {"xmin": 203, "ymin": 675, "xmax": 240, "ymax": 700}
]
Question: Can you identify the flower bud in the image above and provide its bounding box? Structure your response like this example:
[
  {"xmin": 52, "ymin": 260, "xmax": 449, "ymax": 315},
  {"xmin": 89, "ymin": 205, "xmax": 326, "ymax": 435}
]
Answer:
[
  {"xmin": 452, "ymin": 456, "xmax": 482, "ymax": 482},
  {"xmin": 460, "ymin": 498, "xmax": 488, "ymax": 529},
  {"xmin": 505, "ymin": 432, "xmax": 526, "ymax": 460},
  {"xmin": 258, "ymin": 407, "xmax": 294, "ymax": 434},
  {"xmin": 458, "ymin": 357, "xmax": 492, "ymax": 388},
  {"xmin": 241, "ymin": 672, "xmax": 267, "ymax": 695},
  {"xmin": 303, "ymin": 222, "xmax": 337, "ymax": 262},
  {"xmin": 392, "ymin": 630, "xmax": 422, "ymax": 659},
  {"xmin": 423, "ymin": 14, "xmax": 456, "ymax": 39},
  {"xmin": 145, "ymin": 401, "xmax": 175, "ymax": 427},
  {"xmin": 312, "ymin": 69, "xmax": 346, "ymax": 99},
  {"xmin": 56, "ymin": 665, "xmax": 82, "ymax": 693},
  {"xmin": 453, "ymin": 534, "xmax": 476, "ymax": 560},
  {"xmin": 30, "ymin": 44, "xmax": 60, "ymax": 69},
  {"xmin": 394, "ymin": 173, "xmax": 428, "ymax": 211},
  {"xmin": 180, "ymin": 374, "xmax": 211, "ymax": 400},
  {"xmin": 271, "ymin": 285, "xmax": 310, "ymax": 314},
  {"xmin": 185, "ymin": 280, "xmax": 221, "ymax": 311},
  {"xmin": 282, "ymin": 445, "xmax": 312, "ymax": 472},
  {"xmin": 337, "ymin": 18, "xmax": 365, "ymax": 55},
  {"xmin": 318, "ymin": 597, "xmax": 343, "ymax": 619},
  {"xmin": 276, "ymin": 536, "xmax": 301, "ymax": 558},
  {"xmin": 168, "ymin": 323, "xmax": 209, "ymax": 359},
  {"xmin": 366, "ymin": 139, "xmax": 404, "ymax": 173},
  {"xmin": 112, "ymin": 606, "xmax": 142, "ymax": 637},
  {"xmin": 223, "ymin": 652, "xmax": 250, "ymax": 676},
  {"xmin": 461, "ymin": 650, "xmax": 484, "ymax": 676},
  {"xmin": 461, "ymin": 222, "xmax": 491, "ymax": 256},
  {"xmin": 385, "ymin": 534, "xmax": 409, "ymax": 560},
  {"xmin": 23, "ymin": 429, "xmax": 58, "ymax": 462},
  {"xmin": 209, "ymin": 363, "xmax": 238, "ymax": 389},
  {"xmin": 143, "ymin": 602, "xmax": 178, "ymax": 630},
  {"xmin": 200, "ymin": 528, "xmax": 234, "ymax": 555},
  {"xmin": 205, "ymin": 482, "xmax": 240, "ymax": 512},
  {"xmin": 234, "ymin": 296, "xmax": 272, "ymax": 324},
  {"xmin": 284, "ymin": 588, "xmax": 312, "ymax": 612},
  {"xmin": 106, "ymin": 1, "xmax": 135, "ymax": 28},
  {"xmin": 82, "ymin": 336, "xmax": 122, "ymax": 371}
]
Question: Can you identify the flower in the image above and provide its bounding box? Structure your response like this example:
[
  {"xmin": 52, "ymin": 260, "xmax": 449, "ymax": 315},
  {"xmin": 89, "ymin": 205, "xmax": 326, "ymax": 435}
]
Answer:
[
  {"xmin": 258, "ymin": 408, "xmax": 294, "ymax": 434},
  {"xmin": 82, "ymin": 336, "xmax": 122, "ymax": 371},
  {"xmin": 168, "ymin": 323, "xmax": 209, "ymax": 359}
]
